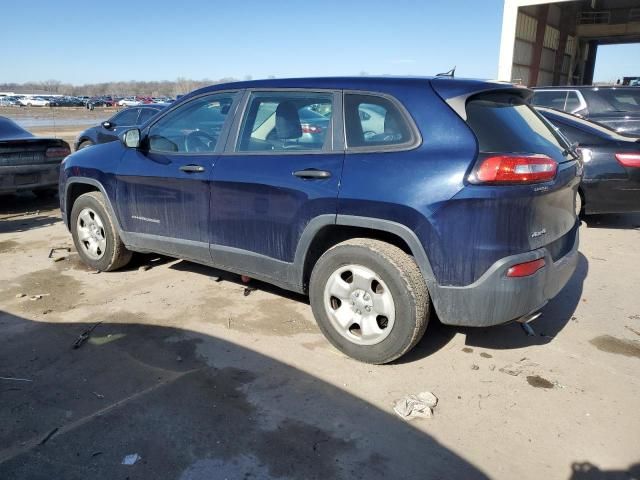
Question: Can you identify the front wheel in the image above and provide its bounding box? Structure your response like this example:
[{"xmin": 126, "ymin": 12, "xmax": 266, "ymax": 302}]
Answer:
[
  {"xmin": 309, "ymin": 238, "xmax": 430, "ymax": 364},
  {"xmin": 70, "ymin": 192, "xmax": 132, "ymax": 271}
]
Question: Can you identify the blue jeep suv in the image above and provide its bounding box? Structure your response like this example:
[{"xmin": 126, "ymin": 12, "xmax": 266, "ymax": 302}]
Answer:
[{"xmin": 59, "ymin": 77, "xmax": 581, "ymax": 363}]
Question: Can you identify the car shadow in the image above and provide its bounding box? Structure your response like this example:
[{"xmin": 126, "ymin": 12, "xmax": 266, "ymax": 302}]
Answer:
[
  {"xmin": 568, "ymin": 462, "xmax": 640, "ymax": 479},
  {"xmin": 0, "ymin": 310, "xmax": 488, "ymax": 479},
  {"xmin": 170, "ymin": 252, "xmax": 587, "ymax": 363},
  {"xmin": 582, "ymin": 212, "xmax": 640, "ymax": 230},
  {"xmin": 0, "ymin": 192, "xmax": 61, "ymax": 234}
]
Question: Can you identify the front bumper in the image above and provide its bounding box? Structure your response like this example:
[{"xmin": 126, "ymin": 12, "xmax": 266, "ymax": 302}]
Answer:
[
  {"xmin": 0, "ymin": 164, "xmax": 60, "ymax": 193},
  {"xmin": 430, "ymin": 227, "xmax": 580, "ymax": 327}
]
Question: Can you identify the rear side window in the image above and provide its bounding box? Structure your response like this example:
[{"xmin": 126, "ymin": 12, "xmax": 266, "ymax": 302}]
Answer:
[
  {"xmin": 466, "ymin": 93, "xmax": 570, "ymax": 161},
  {"xmin": 138, "ymin": 108, "xmax": 159, "ymax": 125},
  {"xmin": 111, "ymin": 108, "xmax": 140, "ymax": 126},
  {"xmin": 344, "ymin": 94, "xmax": 414, "ymax": 149},
  {"xmin": 237, "ymin": 92, "xmax": 333, "ymax": 152},
  {"xmin": 565, "ymin": 92, "xmax": 584, "ymax": 113},
  {"xmin": 531, "ymin": 91, "xmax": 567, "ymax": 110}
]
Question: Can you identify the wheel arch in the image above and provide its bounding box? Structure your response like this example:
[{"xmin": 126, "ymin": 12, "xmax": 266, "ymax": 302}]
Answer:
[
  {"xmin": 296, "ymin": 215, "xmax": 436, "ymax": 291},
  {"xmin": 65, "ymin": 178, "xmax": 121, "ymax": 231}
]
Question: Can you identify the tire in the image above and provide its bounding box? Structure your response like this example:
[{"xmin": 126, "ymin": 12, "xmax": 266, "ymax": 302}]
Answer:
[
  {"xmin": 70, "ymin": 192, "xmax": 132, "ymax": 271},
  {"xmin": 77, "ymin": 140, "xmax": 94, "ymax": 150},
  {"xmin": 309, "ymin": 238, "xmax": 430, "ymax": 364}
]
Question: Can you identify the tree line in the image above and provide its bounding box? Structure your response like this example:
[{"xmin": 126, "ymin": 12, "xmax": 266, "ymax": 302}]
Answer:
[{"xmin": 0, "ymin": 76, "xmax": 267, "ymax": 97}]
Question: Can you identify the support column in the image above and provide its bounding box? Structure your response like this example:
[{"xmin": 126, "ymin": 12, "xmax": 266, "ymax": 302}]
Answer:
[
  {"xmin": 529, "ymin": 4, "xmax": 550, "ymax": 86},
  {"xmin": 583, "ymin": 41, "xmax": 598, "ymax": 85}
]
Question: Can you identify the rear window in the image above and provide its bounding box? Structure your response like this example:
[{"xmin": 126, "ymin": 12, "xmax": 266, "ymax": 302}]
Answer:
[{"xmin": 466, "ymin": 92, "xmax": 571, "ymax": 161}]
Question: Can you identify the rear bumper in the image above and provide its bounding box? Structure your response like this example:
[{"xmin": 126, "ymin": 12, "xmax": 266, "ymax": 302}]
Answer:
[
  {"xmin": 0, "ymin": 164, "xmax": 60, "ymax": 193},
  {"xmin": 430, "ymin": 226, "xmax": 579, "ymax": 327}
]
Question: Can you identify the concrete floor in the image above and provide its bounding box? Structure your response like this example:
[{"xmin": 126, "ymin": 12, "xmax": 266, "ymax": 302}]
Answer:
[{"xmin": 0, "ymin": 194, "xmax": 639, "ymax": 480}]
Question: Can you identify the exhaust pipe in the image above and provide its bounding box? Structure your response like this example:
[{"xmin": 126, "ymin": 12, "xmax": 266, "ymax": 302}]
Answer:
[{"xmin": 516, "ymin": 311, "xmax": 541, "ymax": 336}]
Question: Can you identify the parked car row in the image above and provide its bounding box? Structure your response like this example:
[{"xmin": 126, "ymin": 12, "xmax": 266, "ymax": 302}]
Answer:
[{"xmin": 0, "ymin": 95, "xmax": 175, "ymax": 109}]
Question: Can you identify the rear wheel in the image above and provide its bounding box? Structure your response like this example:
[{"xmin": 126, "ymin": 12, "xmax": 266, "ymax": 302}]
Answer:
[
  {"xmin": 70, "ymin": 192, "xmax": 132, "ymax": 271},
  {"xmin": 309, "ymin": 238, "xmax": 430, "ymax": 364}
]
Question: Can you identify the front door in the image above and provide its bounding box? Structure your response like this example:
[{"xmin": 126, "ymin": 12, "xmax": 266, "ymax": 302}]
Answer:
[
  {"xmin": 115, "ymin": 91, "xmax": 240, "ymax": 260},
  {"xmin": 209, "ymin": 90, "xmax": 343, "ymax": 270}
]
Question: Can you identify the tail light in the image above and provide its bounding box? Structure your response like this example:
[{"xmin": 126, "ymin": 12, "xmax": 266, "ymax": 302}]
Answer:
[
  {"xmin": 469, "ymin": 154, "xmax": 557, "ymax": 185},
  {"xmin": 301, "ymin": 124, "xmax": 322, "ymax": 134},
  {"xmin": 46, "ymin": 146, "xmax": 71, "ymax": 158},
  {"xmin": 615, "ymin": 153, "xmax": 640, "ymax": 167},
  {"xmin": 507, "ymin": 258, "xmax": 546, "ymax": 277}
]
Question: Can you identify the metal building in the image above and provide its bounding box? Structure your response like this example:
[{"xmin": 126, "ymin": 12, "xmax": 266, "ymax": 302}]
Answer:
[{"xmin": 498, "ymin": 0, "xmax": 640, "ymax": 86}]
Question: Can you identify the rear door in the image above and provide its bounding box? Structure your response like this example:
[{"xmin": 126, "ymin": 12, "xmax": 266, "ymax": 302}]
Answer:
[{"xmin": 208, "ymin": 90, "xmax": 343, "ymax": 271}]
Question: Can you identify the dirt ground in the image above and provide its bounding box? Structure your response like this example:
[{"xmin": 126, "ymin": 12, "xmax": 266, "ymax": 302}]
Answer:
[{"xmin": 1, "ymin": 192, "xmax": 639, "ymax": 479}]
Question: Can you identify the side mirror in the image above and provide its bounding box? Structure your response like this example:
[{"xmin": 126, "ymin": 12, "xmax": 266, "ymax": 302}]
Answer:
[
  {"xmin": 102, "ymin": 121, "xmax": 113, "ymax": 129},
  {"xmin": 122, "ymin": 128, "xmax": 141, "ymax": 148}
]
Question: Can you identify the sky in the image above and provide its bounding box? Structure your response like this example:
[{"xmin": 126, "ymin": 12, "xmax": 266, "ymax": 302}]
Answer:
[{"xmin": 0, "ymin": 0, "xmax": 637, "ymax": 85}]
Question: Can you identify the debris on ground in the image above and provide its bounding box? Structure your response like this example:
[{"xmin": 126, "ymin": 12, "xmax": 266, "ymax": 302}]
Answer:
[
  {"xmin": 39, "ymin": 427, "xmax": 59, "ymax": 445},
  {"xmin": 122, "ymin": 453, "xmax": 141, "ymax": 465},
  {"xmin": 625, "ymin": 325, "xmax": 640, "ymax": 337},
  {"xmin": 0, "ymin": 376, "xmax": 33, "ymax": 382},
  {"xmin": 243, "ymin": 286, "xmax": 257, "ymax": 297},
  {"xmin": 393, "ymin": 391, "xmax": 438, "ymax": 420},
  {"xmin": 48, "ymin": 247, "xmax": 70, "ymax": 259},
  {"xmin": 15, "ymin": 293, "xmax": 26, "ymax": 298},
  {"xmin": 53, "ymin": 256, "xmax": 66, "ymax": 262},
  {"xmin": 471, "ymin": 364, "xmax": 480, "ymax": 370},
  {"xmin": 92, "ymin": 391, "xmax": 104, "ymax": 399},
  {"xmin": 138, "ymin": 265, "xmax": 151, "ymax": 272},
  {"xmin": 72, "ymin": 322, "xmax": 103, "ymax": 349},
  {"xmin": 29, "ymin": 294, "xmax": 46, "ymax": 301}
]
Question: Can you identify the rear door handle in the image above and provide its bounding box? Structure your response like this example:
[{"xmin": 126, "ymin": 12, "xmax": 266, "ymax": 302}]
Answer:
[
  {"xmin": 293, "ymin": 169, "xmax": 331, "ymax": 179},
  {"xmin": 180, "ymin": 164, "xmax": 205, "ymax": 173}
]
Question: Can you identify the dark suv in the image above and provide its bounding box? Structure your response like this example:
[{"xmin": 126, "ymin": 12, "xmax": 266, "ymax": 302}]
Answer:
[
  {"xmin": 531, "ymin": 86, "xmax": 640, "ymax": 136},
  {"xmin": 59, "ymin": 77, "xmax": 581, "ymax": 363}
]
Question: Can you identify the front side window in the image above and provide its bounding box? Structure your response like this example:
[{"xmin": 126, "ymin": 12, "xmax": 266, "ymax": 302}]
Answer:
[
  {"xmin": 111, "ymin": 108, "xmax": 140, "ymax": 126},
  {"xmin": 148, "ymin": 92, "xmax": 237, "ymax": 153},
  {"xmin": 344, "ymin": 94, "xmax": 413, "ymax": 148},
  {"xmin": 237, "ymin": 92, "xmax": 333, "ymax": 152}
]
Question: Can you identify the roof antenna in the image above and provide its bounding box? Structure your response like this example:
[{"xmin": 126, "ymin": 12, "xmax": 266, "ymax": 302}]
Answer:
[{"xmin": 436, "ymin": 66, "xmax": 456, "ymax": 78}]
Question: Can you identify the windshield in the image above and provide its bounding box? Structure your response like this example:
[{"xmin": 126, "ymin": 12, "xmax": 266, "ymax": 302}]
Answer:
[{"xmin": 587, "ymin": 89, "xmax": 640, "ymax": 113}]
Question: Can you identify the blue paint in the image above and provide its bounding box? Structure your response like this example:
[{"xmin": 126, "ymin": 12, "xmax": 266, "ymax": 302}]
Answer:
[{"xmin": 60, "ymin": 76, "xmax": 580, "ymax": 300}]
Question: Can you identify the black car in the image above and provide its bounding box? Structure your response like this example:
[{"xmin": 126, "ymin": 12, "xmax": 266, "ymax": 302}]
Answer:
[
  {"xmin": 0, "ymin": 116, "xmax": 70, "ymax": 197},
  {"xmin": 531, "ymin": 86, "xmax": 640, "ymax": 136},
  {"xmin": 50, "ymin": 96, "xmax": 85, "ymax": 107},
  {"xmin": 74, "ymin": 104, "xmax": 168, "ymax": 150},
  {"xmin": 538, "ymin": 107, "xmax": 640, "ymax": 215}
]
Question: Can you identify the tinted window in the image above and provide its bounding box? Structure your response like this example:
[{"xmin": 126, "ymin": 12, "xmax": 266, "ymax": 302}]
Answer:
[
  {"xmin": 237, "ymin": 92, "xmax": 333, "ymax": 152},
  {"xmin": 111, "ymin": 108, "xmax": 140, "ymax": 126},
  {"xmin": 551, "ymin": 121, "xmax": 605, "ymax": 145},
  {"xmin": 344, "ymin": 94, "xmax": 412, "ymax": 148},
  {"xmin": 531, "ymin": 91, "xmax": 568, "ymax": 110},
  {"xmin": 466, "ymin": 93, "xmax": 570, "ymax": 161},
  {"xmin": 591, "ymin": 88, "xmax": 640, "ymax": 112},
  {"xmin": 138, "ymin": 108, "xmax": 160, "ymax": 124},
  {"xmin": 565, "ymin": 92, "xmax": 583, "ymax": 113},
  {"xmin": 148, "ymin": 92, "xmax": 237, "ymax": 153}
]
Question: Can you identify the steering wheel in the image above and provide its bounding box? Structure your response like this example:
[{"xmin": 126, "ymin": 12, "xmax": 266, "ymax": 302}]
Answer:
[{"xmin": 185, "ymin": 130, "xmax": 217, "ymax": 153}]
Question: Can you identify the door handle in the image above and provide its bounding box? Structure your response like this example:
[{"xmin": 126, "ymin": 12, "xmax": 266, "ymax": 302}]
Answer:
[
  {"xmin": 293, "ymin": 169, "xmax": 331, "ymax": 179},
  {"xmin": 180, "ymin": 164, "xmax": 205, "ymax": 173}
]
